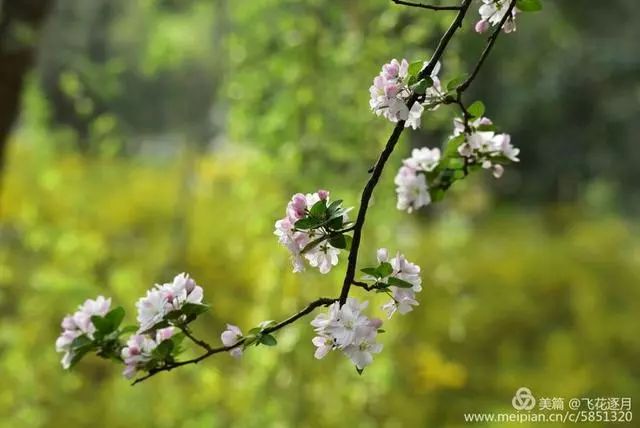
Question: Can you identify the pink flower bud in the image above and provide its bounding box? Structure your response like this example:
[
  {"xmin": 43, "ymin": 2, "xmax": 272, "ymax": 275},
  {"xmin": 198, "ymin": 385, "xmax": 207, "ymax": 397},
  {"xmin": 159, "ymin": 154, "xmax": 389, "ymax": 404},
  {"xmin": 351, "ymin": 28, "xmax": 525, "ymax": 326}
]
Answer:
[
  {"xmin": 368, "ymin": 318, "xmax": 384, "ymax": 330},
  {"xmin": 475, "ymin": 19, "xmax": 489, "ymax": 34},
  {"xmin": 156, "ymin": 327, "xmax": 175, "ymax": 343},
  {"xmin": 317, "ymin": 189, "xmax": 329, "ymax": 201},
  {"xmin": 477, "ymin": 117, "xmax": 493, "ymax": 126}
]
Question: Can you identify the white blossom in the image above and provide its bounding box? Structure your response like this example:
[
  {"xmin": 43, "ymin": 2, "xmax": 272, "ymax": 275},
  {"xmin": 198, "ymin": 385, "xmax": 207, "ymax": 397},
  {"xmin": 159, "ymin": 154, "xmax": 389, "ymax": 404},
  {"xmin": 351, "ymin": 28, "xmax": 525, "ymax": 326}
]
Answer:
[
  {"xmin": 274, "ymin": 190, "xmax": 346, "ymax": 274},
  {"xmin": 55, "ymin": 296, "xmax": 111, "ymax": 369},
  {"xmin": 452, "ymin": 116, "xmax": 519, "ymax": 179},
  {"xmin": 310, "ymin": 298, "xmax": 383, "ymax": 370},
  {"xmin": 135, "ymin": 273, "xmax": 205, "ymax": 333},
  {"xmin": 475, "ymin": 0, "xmax": 517, "ymax": 34},
  {"xmin": 369, "ymin": 58, "xmax": 443, "ymax": 127},
  {"xmin": 221, "ymin": 324, "xmax": 244, "ymax": 358},
  {"xmin": 394, "ymin": 165, "xmax": 431, "ymax": 213}
]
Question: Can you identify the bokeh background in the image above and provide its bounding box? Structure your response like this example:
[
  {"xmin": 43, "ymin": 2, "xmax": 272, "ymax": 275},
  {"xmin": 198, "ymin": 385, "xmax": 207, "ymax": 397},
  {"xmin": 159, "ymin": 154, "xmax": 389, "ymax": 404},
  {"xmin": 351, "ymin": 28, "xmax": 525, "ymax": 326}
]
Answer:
[{"xmin": 1, "ymin": 0, "xmax": 639, "ymax": 427}]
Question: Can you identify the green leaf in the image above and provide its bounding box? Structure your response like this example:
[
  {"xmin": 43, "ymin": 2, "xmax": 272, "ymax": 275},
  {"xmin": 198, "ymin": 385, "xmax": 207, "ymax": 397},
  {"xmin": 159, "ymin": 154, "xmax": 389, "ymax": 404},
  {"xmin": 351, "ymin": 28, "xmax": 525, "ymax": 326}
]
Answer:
[
  {"xmin": 387, "ymin": 277, "xmax": 415, "ymax": 289},
  {"xmin": 446, "ymin": 76, "xmax": 466, "ymax": 92},
  {"xmin": 152, "ymin": 340, "xmax": 174, "ymax": 360},
  {"xmin": 516, "ymin": 0, "xmax": 542, "ymax": 12},
  {"xmin": 377, "ymin": 262, "xmax": 393, "ymax": 278},
  {"xmin": 71, "ymin": 335, "xmax": 93, "ymax": 350},
  {"xmin": 467, "ymin": 100, "xmax": 485, "ymax": 118},
  {"xmin": 444, "ymin": 135, "xmax": 466, "ymax": 157},
  {"xmin": 410, "ymin": 77, "xmax": 433, "ymax": 95},
  {"xmin": 104, "ymin": 306, "xmax": 125, "ymax": 330},
  {"xmin": 476, "ymin": 123, "xmax": 497, "ymax": 132},
  {"xmin": 90, "ymin": 315, "xmax": 112, "ymax": 334},
  {"xmin": 181, "ymin": 303, "xmax": 209, "ymax": 317},
  {"xmin": 447, "ymin": 157, "xmax": 465, "ymax": 169},
  {"xmin": 329, "ymin": 234, "xmax": 347, "ymax": 249},
  {"xmin": 360, "ymin": 267, "xmax": 379, "ymax": 278},
  {"xmin": 407, "ymin": 60, "xmax": 424, "ymax": 78},
  {"xmin": 259, "ymin": 334, "xmax": 277, "ymax": 346},
  {"xmin": 309, "ymin": 200, "xmax": 327, "ymax": 218},
  {"xmin": 294, "ymin": 217, "xmax": 322, "ymax": 230},
  {"xmin": 118, "ymin": 325, "xmax": 138, "ymax": 336},
  {"xmin": 326, "ymin": 199, "xmax": 343, "ymax": 214},
  {"xmin": 327, "ymin": 215, "xmax": 344, "ymax": 231},
  {"xmin": 344, "ymin": 235, "xmax": 352, "ymax": 250}
]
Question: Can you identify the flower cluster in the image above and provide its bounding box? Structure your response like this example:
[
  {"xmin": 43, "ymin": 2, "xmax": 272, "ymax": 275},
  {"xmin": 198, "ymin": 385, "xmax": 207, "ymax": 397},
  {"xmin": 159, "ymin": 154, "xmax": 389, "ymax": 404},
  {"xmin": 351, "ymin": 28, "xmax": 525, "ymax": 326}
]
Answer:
[
  {"xmin": 55, "ymin": 296, "xmax": 111, "ymax": 369},
  {"xmin": 475, "ymin": 0, "xmax": 517, "ymax": 34},
  {"xmin": 135, "ymin": 272, "xmax": 204, "ymax": 332},
  {"xmin": 274, "ymin": 190, "xmax": 351, "ymax": 274},
  {"xmin": 394, "ymin": 147, "xmax": 441, "ymax": 212},
  {"xmin": 369, "ymin": 58, "xmax": 444, "ymax": 129},
  {"xmin": 121, "ymin": 327, "xmax": 175, "ymax": 379},
  {"xmin": 311, "ymin": 298, "xmax": 383, "ymax": 371},
  {"xmin": 360, "ymin": 248, "xmax": 422, "ymax": 318},
  {"xmin": 453, "ymin": 116, "xmax": 519, "ymax": 178}
]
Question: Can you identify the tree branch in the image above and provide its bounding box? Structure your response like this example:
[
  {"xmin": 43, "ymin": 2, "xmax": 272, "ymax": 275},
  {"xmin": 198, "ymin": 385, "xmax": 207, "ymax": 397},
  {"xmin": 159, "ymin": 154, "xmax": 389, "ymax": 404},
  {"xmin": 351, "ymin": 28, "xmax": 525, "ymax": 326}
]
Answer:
[
  {"xmin": 456, "ymin": 0, "xmax": 516, "ymax": 93},
  {"xmin": 391, "ymin": 0, "xmax": 461, "ymax": 11},
  {"xmin": 338, "ymin": 0, "xmax": 474, "ymax": 306},
  {"xmin": 132, "ymin": 297, "xmax": 337, "ymax": 385}
]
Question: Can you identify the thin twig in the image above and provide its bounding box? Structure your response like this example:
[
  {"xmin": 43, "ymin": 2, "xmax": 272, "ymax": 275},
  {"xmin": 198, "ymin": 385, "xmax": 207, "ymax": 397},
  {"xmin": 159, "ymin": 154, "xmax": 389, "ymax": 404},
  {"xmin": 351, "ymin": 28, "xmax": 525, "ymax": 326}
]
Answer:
[
  {"xmin": 338, "ymin": 0, "xmax": 474, "ymax": 306},
  {"xmin": 179, "ymin": 325, "xmax": 212, "ymax": 352},
  {"xmin": 456, "ymin": 0, "xmax": 516, "ymax": 93},
  {"xmin": 132, "ymin": 297, "xmax": 337, "ymax": 385},
  {"xmin": 391, "ymin": 0, "xmax": 461, "ymax": 11}
]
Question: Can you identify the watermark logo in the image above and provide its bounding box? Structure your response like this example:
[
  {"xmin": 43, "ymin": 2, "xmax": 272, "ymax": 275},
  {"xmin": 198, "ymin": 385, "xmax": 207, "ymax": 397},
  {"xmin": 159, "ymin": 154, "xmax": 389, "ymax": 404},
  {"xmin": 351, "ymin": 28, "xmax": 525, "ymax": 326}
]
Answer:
[{"xmin": 512, "ymin": 387, "xmax": 536, "ymax": 411}]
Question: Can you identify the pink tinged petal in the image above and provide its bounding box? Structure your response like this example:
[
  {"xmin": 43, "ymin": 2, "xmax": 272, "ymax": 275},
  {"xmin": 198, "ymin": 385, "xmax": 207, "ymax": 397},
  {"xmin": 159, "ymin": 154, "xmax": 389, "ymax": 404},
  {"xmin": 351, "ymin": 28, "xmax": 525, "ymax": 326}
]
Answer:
[
  {"xmin": 229, "ymin": 347, "xmax": 243, "ymax": 359},
  {"xmin": 475, "ymin": 19, "xmax": 490, "ymax": 33}
]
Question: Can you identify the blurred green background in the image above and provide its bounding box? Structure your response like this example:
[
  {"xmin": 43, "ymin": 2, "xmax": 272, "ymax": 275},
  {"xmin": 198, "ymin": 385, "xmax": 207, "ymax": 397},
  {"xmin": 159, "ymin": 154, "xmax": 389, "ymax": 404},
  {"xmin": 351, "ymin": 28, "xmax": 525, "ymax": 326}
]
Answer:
[{"xmin": 1, "ymin": 0, "xmax": 639, "ymax": 427}]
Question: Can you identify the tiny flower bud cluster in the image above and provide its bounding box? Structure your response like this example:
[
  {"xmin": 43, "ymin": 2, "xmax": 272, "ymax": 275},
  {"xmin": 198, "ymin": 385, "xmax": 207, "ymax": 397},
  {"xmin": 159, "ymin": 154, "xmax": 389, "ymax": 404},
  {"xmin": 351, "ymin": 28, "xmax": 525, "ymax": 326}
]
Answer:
[
  {"xmin": 475, "ymin": 0, "xmax": 517, "ymax": 34},
  {"xmin": 55, "ymin": 296, "xmax": 111, "ymax": 369},
  {"xmin": 274, "ymin": 190, "xmax": 351, "ymax": 274},
  {"xmin": 369, "ymin": 58, "xmax": 444, "ymax": 129},
  {"xmin": 394, "ymin": 147, "xmax": 441, "ymax": 212},
  {"xmin": 121, "ymin": 327, "xmax": 175, "ymax": 379},
  {"xmin": 311, "ymin": 298, "xmax": 383, "ymax": 371},
  {"xmin": 453, "ymin": 116, "xmax": 519, "ymax": 178}
]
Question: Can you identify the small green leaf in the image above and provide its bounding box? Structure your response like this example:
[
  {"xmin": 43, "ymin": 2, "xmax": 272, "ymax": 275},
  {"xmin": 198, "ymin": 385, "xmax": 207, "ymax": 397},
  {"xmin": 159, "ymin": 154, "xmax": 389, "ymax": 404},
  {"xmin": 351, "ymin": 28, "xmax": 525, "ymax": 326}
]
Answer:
[
  {"xmin": 446, "ymin": 76, "xmax": 466, "ymax": 91},
  {"xmin": 326, "ymin": 199, "xmax": 343, "ymax": 214},
  {"xmin": 410, "ymin": 77, "xmax": 433, "ymax": 95},
  {"xmin": 344, "ymin": 235, "xmax": 353, "ymax": 250},
  {"xmin": 259, "ymin": 334, "xmax": 277, "ymax": 346},
  {"xmin": 294, "ymin": 217, "xmax": 322, "ymax": 230},
  {"xmin": 387, "ymin": 277, "xmax": 415, "ymax": 288},
  {"xmin": 248, "ymin": 327, "xmax": 262, "ymax": 335},
  {"xmin": 407, "ymin": 60, "xmax": 424, "ymax": 78},
  {"xmin": 90, "ymin": 315, "xmax": 112, "ymax": 334},
  {"xmin": 327, "ymin": 216, "xmax": 344, "ymax": 231},
  {"xmin": 516, "ymin": 0, "xmax": 542, "ymax": 12},
  {"xmin": 447, "ymin": 157, "xmax": 465, "ymax": 169},
  {"xmin": 329, "ymin": 234, "xmax": 347, "ymax": 249},
  {"xmin": 467, "ymin": 100, "xmax": 485, "ymax": 118},
  {"xmin": 118, "ymin": 325, "xmax": 138, "ymax": 336},
  {"xmin": 377, "ymin": 262, "xmax": 393, "ymax": 278},
  {"xmin": 152, "ymin": 340, "xmax": 174, "ymax": 360},
  {"xmin": 181, "ymin": 303, "xmax": 209, "ymax": 317},
  {"xmin": 476, "ymin": 123, "xmax": 497, "ymax": 132},
  {"xmin": 309, "ymin": 200, "xmax": 327, "ymax": 218},
  {"xmin": 360, "ymin": 267, "xmax": 379, "ymax": 278},
  {"xmin": 104, "ymin": 306, "xmax": 125, "ymax": 330},
  {"xmin": 444, "ymin": 135, "xmax": 466, "ymax": 157}
]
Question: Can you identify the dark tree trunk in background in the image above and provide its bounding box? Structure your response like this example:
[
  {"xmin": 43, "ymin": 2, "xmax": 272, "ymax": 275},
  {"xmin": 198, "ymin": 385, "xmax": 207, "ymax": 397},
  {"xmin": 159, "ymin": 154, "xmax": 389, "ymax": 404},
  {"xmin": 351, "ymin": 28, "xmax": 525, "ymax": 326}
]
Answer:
[{"xmin": 0, "ymin": 0, "xmax": 54, "ymax": 173}]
